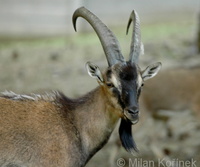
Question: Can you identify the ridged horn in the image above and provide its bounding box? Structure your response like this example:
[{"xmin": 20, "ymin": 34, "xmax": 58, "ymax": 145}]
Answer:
[
  {"xmin": 126, "ymin": 10, "xmax": 143, "ymax": 63},
  {"xmin": 73, "ymin": 7, "xmax": 125, "ymax": 66}
]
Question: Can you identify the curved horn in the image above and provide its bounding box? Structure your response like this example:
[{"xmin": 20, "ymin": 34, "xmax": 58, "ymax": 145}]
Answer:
[
  {"xmin": 73, "ymin": 7, "xmax": 125, "ymax": 66},
  {"xmin": 126, "ymin": 10, "xmax": 143, "ymax": 63}
]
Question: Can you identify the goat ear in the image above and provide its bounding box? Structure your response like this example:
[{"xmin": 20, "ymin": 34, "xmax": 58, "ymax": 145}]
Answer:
[
  {"xmin": 142, "ymin": 62, "xmax": 162, "ymax": 81},
  {"xmin": 86, "ymin": 62, "xmax": 104, "ymax": 82}
]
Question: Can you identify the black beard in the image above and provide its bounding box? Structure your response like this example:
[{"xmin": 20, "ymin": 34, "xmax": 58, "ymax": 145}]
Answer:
[{"xmin": 119, "ymin": 119, "xmax": 138, "ymax": 153}]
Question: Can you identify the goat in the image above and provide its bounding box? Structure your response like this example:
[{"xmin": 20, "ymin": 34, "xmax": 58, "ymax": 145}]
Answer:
[
  {"xmin": 0, "ymin": 7, "xmax": 161, "ymax": 167},
  {"xmin": 141, "ymin": 66, "xmax": 200, "ymax": 120}
]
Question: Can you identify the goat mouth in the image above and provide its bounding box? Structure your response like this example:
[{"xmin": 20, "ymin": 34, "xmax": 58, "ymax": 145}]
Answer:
[
  {"xmin": 130, "ymin": 118, "xmax": 139, "ymax": 125},
  {"xmin": 123, "ymin": 111, "xmax": 139, "ymax": 125},
  {"xmin": 127, "ymin": 116, "xmax": 139, "ymax": 125}
]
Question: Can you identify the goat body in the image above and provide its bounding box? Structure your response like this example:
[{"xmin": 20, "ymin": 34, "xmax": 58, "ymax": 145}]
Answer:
[{"xmin": 0, "ymin": 88, "xmax": 120, "ymax": 167}]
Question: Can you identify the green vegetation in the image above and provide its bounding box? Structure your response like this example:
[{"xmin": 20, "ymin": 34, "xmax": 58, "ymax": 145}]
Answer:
[{"xmin": 0, "ymin": 18, "xmax": 195, "ymax": 50}]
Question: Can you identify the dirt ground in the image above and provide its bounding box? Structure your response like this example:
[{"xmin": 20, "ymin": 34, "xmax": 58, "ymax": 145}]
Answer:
[{"xmin": 0, "ymin": 14, "xmax": 199, "ymax": 167}]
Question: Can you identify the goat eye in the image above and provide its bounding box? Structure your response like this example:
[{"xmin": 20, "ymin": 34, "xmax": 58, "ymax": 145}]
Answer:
[
  {"xmin": 141, "ymin": 83, "xmax": 144, "ymax": 87},
  {"xmin": 106, "ymin": 83, "xmax": 114, "ymax": 87}
]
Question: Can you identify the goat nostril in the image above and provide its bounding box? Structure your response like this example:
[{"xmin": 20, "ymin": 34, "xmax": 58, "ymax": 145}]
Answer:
[
  {"xmin": 128, "ymin": 110, "xmax": 133, "ymax": 114},
  {"xmin": 128, "ymin": 109, "xmax": 139, "ymax": 115}
]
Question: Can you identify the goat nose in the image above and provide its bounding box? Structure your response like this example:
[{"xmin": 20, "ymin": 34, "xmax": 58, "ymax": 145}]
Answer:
[{"xmin": 126, "ymin": 107, "xmax": 139, "ymax": 115}]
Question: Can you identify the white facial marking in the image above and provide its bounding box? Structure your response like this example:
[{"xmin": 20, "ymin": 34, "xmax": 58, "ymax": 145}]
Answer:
[
  {"xmin": 111, "ymin": 74, "xmax": 121, "ymax": 91},
  {"xmin": 137, "ymin": 75, "xmax": 143, "ymax": 89}
]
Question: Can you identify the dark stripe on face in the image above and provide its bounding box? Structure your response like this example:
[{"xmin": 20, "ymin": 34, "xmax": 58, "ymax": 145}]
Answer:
[
  {"xmin": 119, "ymin": 63, "xmax": 137, "ymax": 81},
  {"xmin": 121, "ymin": 80, "xmax": 138, "ymax": 109},
  {"xmin": 112, "ymin": 88, "xmax": 126, "ymax": 109},
  {"xmin": 106, "ymin": 69, "xmax": 112, "ymax": 80},
  {"xmin": 137, "ymin": 87, "xmax": 142, "ymax": 99}
]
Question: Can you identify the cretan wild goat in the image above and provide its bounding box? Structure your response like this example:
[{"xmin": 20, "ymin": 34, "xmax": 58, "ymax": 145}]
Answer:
[
  {"xmin": 0, "ymin": 7, "xmax": 161, "ymax": 167},
  {"xmin": 141, "ymin": 66, "xmax": 200, "ymax": 120}
]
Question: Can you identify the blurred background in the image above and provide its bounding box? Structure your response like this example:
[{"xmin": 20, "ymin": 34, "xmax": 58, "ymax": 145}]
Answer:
[{"xmin": 0, "ymin": 0, "xmax": 200, "ymax": 167}]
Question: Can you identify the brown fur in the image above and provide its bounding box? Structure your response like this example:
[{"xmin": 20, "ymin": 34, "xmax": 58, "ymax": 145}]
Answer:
[
  {"xmin": 0, "ymin": 86, "xmax": 121, "ymax": 167},
  {"xmin": 141, "ymin": 67, "xmax": 200, "ymax": 119}
]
